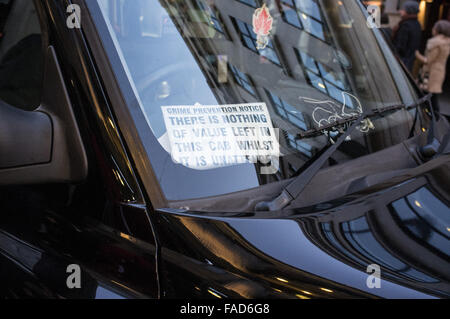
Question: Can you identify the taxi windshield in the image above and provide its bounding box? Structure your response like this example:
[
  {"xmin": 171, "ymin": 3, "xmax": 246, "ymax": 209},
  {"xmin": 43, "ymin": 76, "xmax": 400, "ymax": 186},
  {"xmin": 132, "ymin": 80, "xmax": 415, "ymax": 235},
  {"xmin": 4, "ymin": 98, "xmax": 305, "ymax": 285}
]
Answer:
[{"xmin": 92, "ymin": 0, "xmax": 419, "ymax": 202}]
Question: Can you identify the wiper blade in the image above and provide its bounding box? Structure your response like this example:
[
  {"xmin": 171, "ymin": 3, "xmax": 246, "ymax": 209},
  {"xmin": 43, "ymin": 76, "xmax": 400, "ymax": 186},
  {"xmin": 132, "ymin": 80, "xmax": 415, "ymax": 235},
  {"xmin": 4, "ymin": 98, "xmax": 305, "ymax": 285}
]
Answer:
[
  {"xmin": 296, "ymin": 97, "xmax": 430, "ymax": 139},
  {"xmin": 255, "ymin": 94, "xmax": 432, "ymax": 211}
]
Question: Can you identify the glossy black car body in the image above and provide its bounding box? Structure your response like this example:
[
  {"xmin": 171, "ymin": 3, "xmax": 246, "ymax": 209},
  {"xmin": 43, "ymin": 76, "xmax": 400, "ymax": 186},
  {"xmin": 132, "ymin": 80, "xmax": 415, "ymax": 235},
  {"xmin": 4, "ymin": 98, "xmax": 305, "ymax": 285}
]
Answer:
[{"xmin": 0, "ymin": 0, "xmax": 449, "ymax": 299}]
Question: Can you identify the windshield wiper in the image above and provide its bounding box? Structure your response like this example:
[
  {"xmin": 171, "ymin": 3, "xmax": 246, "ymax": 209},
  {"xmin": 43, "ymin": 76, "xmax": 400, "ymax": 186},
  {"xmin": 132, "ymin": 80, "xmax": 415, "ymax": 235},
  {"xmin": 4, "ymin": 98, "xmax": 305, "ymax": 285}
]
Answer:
[
  {"xmin": 297, "ymin": 96, "xmax": 430, "ymax": 139},
  {"xmin": 255, "ymin": 94, "xmax": 433, "ymax": 211}
]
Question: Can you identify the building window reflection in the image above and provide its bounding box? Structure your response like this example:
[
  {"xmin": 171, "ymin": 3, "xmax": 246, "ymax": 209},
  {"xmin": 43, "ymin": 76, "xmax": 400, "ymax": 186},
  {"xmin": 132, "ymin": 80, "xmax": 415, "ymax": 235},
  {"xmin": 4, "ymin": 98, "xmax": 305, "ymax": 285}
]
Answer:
[
  {"xmin": 321, "ymin": 223, "xmax": 367, "ymax": 265},
  {"xmin": 195, "ymin": 0, "xmax": 225, "ymax": 35},
  {"xmin": 229, "ymin": 64, "xmax": 256, "ymax": 96},
  {"xmin": 267, "ymin": 90, "xmax": 308, "ymax": 131},
  {"xmin": 341, "ymin": 217, "xmax": 438, "ymax": 283},
  {"xmin": 280, "ymin": 0, "xmax": 326, "ymax": 41},
  {"xmin": 295, "ymin": 48, "xmax": 354, "ymax": 108},
  {"xmin": 391, "ymin": 187, "xmax": 450, "ymax": 258},
  {"xmin": 264, "ymin": 90, "xmax": 313, "ymax": 157},
  {"xmin": 286, "ymin": 133, "xmax": 313, "ymax": 158},
  {"xmin": 231, "ymin": 17, "xmax": 281, "ymax": 66}
]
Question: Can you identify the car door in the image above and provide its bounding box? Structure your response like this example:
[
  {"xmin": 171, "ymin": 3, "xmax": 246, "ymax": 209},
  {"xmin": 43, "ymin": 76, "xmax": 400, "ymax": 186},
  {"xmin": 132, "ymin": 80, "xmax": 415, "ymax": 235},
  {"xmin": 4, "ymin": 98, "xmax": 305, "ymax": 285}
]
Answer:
[{"xmin": 0, "ymin": 0, "xmax": 159, "ymax": 299}]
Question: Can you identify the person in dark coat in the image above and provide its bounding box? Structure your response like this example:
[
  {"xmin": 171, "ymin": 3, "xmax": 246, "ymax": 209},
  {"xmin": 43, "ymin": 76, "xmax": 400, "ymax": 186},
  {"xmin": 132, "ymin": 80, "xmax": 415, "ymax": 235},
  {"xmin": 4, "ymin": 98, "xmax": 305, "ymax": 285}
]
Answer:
[
  {"xmin": 380, "ymin": 13, "xmax": 393, "ymax": 43},
  {"xmin": 392, "ymin": 1, "xmax": 422, "ymax": 71}
]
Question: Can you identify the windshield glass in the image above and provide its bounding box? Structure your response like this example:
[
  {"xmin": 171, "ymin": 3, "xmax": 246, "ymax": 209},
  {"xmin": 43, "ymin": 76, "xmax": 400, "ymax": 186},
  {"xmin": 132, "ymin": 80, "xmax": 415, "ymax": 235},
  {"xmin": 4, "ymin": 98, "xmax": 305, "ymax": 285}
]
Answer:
[{"xmin": 92, "ymin": 0, "xmax": 418, "ymax": 202}]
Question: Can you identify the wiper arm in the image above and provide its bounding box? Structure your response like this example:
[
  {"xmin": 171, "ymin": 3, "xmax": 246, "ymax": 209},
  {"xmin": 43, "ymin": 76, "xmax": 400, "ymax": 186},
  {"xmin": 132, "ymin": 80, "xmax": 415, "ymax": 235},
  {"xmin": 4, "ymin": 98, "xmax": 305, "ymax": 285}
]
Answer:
[
  {"xmin": 255, "ymin": 94, "xmax": 432, "ymax": 211},
  {"xmin": 255, "ymin": 110, "xmax": 369, "ymax": 211}
]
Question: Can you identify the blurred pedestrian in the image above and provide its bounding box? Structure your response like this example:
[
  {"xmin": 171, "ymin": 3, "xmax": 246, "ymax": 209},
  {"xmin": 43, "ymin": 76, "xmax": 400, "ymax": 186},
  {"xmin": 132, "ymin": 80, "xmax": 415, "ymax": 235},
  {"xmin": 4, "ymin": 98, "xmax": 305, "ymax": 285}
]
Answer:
[
  {"xmin": 416, "ymin": 20, "xmax": 450, "ymax": 114},
  {"xmin": 392, "ymin": 1, "xmax": 422, "ymax": 71}
]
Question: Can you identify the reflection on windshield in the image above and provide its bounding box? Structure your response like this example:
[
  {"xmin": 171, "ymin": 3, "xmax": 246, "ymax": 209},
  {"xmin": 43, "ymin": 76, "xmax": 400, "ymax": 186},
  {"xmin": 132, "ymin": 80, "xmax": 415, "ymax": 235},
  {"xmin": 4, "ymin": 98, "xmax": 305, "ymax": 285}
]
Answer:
[
  {"xmin": 95, "ymin": 0, "xmax": 416, "ymax": 201},
  {"xmin": 280, "ymin": 0, "xmax": 325, "ymax": 40},
  {"xmin": 232, "ymin": 16, "xmax": 281, "ymax": 65}
]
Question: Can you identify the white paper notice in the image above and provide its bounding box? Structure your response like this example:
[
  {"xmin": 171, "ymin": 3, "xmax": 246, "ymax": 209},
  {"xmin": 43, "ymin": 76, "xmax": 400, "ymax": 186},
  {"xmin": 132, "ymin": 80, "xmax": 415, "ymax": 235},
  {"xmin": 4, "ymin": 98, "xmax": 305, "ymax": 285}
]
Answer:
[{"xmin": 161, "ymin": 103, "xmax": 279, "ymax": 170}]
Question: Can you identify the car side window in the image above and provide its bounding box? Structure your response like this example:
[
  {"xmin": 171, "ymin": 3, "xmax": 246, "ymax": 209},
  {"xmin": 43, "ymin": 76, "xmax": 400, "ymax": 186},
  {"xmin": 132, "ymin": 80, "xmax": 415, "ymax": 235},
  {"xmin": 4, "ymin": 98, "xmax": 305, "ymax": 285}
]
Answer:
[{"xmin": 0, "ymin": 0, "xmax": 43, "ymax": 111}]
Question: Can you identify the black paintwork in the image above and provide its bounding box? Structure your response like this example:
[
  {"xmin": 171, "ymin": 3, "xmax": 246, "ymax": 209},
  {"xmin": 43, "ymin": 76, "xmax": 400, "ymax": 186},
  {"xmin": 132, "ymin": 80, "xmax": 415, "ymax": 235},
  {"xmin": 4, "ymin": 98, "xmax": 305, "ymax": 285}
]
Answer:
[{"xmin": 0, "ymin": 0, "xmax": 449, "ymax": 299}]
